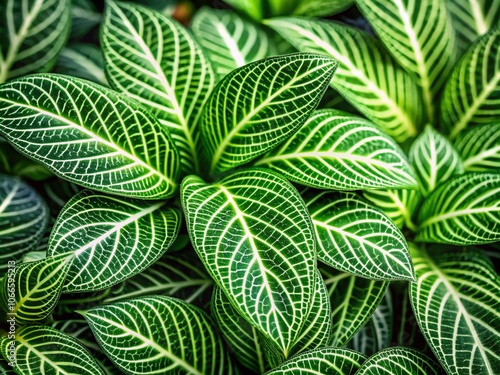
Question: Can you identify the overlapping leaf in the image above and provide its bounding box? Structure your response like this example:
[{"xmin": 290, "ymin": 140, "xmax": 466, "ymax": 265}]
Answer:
[
  {"xmin": 0, "ymin": 75, "xmax": 180, "ymax": 199},
  {"xmin": 454, "ymin": 123, "xmax": 500, "ymax": 171},
  {"xmin": 256, "ymin": 110, "xmax": 417, "ymax": 190},
  {"xmin": 181, "ymin": 168, "xmax": 316, "ymax": 357},
  {"xmin": 0, "ymin": 142, "xmax": 52, "ymax": 181},
  {"xmin": 70, "ymin": 0, "xmax": 101, "ymax": 39},
  {"xmin": 266, "ymin": 17, "xmax": 422, "ymax": 142},
  {"xmin": 48, "ymin": 190, "xmax": 181, "ymax": 292},
  {"xmin": 305, "ymin": 191, "xmax": 415, "ymax": 281},
  {"xmin": 416, "ymin": 173, "xmax": 500, "ymax": 244},
  {"xmin": 55, "ymin": 44, "xmax": 108, "ymax": 85},
  {"xmin": 102, "ymin": 0, "xmax": 214, "ymax": 174},
  {"xmin": 409, "ymin": 245, "xmax": 500, "ymax": 374},
  {"xmin": 80, "ymin": 296, "xmax": 236, "ymax": 375},
  {"xmin": 292, "ymin": 0, "xmax": 354, "ymax": 17},
  {"xmin": 441, "ymin": 23, "xmax": 500, "ymax": 139},
  {"xmin": 0, "ymin": 0, "xmax": 71, "ymax": 82},
  {"xmin": 223, "ymin": 0, "xmax": 264, "ymax": 21}
]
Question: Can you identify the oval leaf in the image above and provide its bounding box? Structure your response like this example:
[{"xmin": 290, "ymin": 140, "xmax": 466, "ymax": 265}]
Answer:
[{"xmin": 454, "ymin": 122, "xmax": 500, "ymax": 171}]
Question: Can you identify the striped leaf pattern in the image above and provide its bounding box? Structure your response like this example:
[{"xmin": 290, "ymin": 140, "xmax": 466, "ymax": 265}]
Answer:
[
  {"xmin": 0, "ymin": 325, "xmax": 105, "ymax": 375},
  {"xmin": 202, "ymin": 53, "xmax": 336, "ymax": 174},
  {"xmin": 305, "ymin": 191, "xmax": 415, "ymax": 281},
  {"xmin": 409, "ymin": 125, "xmax": 464, "ymax": 196},
  {"xmin": 102, "ymin": 1, "xmax": 214, "ymax": 174},
  {"xmin": 80, "ymin": 296, "xmax": 236, "ymax": 375},
  {"xmin": 0, "ymin": 0, "xmax": 71, "ymax": 82},
  {"xmin": 441, "ymin": 23, "xmax": 500, "ymax": 139},
  {"xmin": 54, "ymin": 44, "xmax": 108, "ymax": 86},
  {"xmin": 191, "ymin": 7, "xmax": 271, "ymax": 79},
  {"xmin": 0, "ymin": 75, "xmax": 180, "ymax": 199},
  {"xmin": 0, "ymin": 175, "xmax": 48, "ymax": 270},
  {"xmin": 356, "ymin": 0, "xmax": 457, "ymax": 121},
  {"xmin": 48, "ymin": 190, "xmax": 181, "ymax": 292},
  {"xmin": 256, "ymin": 110, "xmax": 417, "ymax": 190},
  {"xmin": 454, "ymin": 122, "xmax": 500, "ymax": 171},
  {"xmin": 265, "ymin": 17, "xmax": 423, "ymax": 142},
  {"xmin": 181, "ymin": 168, "xmax": 316, "ymax": 357},
  {"xmin": 409, "ymin": 245, "xmax": 500, "ymax": 374},
  {"xmin": 416, "ymin": 173, "xmax": 500, "ymax": 244}
]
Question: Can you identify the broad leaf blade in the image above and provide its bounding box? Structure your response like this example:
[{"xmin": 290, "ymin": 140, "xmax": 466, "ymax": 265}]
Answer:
[
  {"xmin": 454, "ymin": 122, "xmax": 500, "ymax": 171},
  {"xmin": 202, "ymin": 53, "xmax": 337, "ymax": 174},
  {"xmin": 0, "ymin": 75, "xmax": 180, "ymax": 199},
  {"xmin": 54, "ymin": 44, "xmax": 108, "ymax": 86},
  {"xmin": 48, "ymin": 190, "xmax": 181, "ymax": 292},
  {"xmin": 416, "ymin": 173, "xmax": 500, "ymax": 244},
  {"xmin": 292, "ymin": 0, "xmax": 354, "ymax": 17},
  {"xmin": 266, "ymin": 17, "xmax": 422, "ymax": 142},
  {"xmin": 181, "ymin": 168, "xmax": 316, "ymax": 357},
  {"xmin": 102, "ymin": 0, "xmax": 214, "ymax": 174},
  {"xmin": 256, "ymin": 110, "xmax": 417, "ymax": 190}
]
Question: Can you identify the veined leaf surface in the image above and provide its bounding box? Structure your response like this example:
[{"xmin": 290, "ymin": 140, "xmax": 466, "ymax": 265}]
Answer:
[
  {"xmin": 70, "ymin": 0, "xmax": 101, "ymax": 39},
  {"xmin": 409, "ymin": 245, "xmax": 500, "ymax": 374},
  {"xmin": 441, "ymin": 23, "xmax": 500, "ymax": 139},
  {"xmin": 48, "ymin": 190, "xmax": 181, "ymax": 292},
  {"xmin": 182, "ymin": 168, "xmax": 316, "ymax": 356},
  {"xmin": 416, "ymin": 173, "xmax": 500, "ymax": 244},
  {"xmin": 54, "ymin": 44, "xmax": 108, "ymax": 86},
  {"xmin": 0, "ymin": 0, "xmax": 70, "ymax": 82},
  {"xmin": 80, "ymin": 296, "xmax": 236, "ymax": 375},
  {"xmin": 266, "ymin": 17, "xmax": 422, "ymax": 142},
  {"xmin": 305, "ymin": 191, "xmax": 415, "ymax": 281},
  {"xmin": 102, "ymin": 0, "xmax": 214, "ymax": 174},
  {"xmin": 0, "ymin": 75, "xmax": 180, "ymax": 199},
  {"xmin": 409, "ymin": 125, "xmax": 464, "ymax": 196},
  {"xmin": 454, "ymin": 123, "xmax": 500, "ymax": 171},
  {"xmin": 256, "ymin": 110, "xmax": 417, "ymax": 190},
  {"xmin": 202, "ymin": 53, "xmax": 337, "ymax": 174},
  {"xmin": 356, "ymin": 0, "xmax": 456, "ymax": 121},
  {"xmin": 292, "ymin": 0, "xmax": 354, "ymax": 17},
  {"xmin": 0, "ymin": 325, "xmax": 105, "ymax": 375}
]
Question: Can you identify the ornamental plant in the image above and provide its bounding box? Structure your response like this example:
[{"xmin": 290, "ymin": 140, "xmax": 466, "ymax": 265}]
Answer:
[{"xmin": 0, "ymin": 0, "xmax": 499, "ymax": 374}]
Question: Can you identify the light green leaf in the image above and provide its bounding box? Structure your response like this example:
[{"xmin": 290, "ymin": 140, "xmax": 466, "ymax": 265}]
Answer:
[
  {"xmin": 48, "ymin": 190, "xmax": 181, "ymax": 292},
  {"xmin": 409, "ymin": 245, "xmax": 500, "ymax": 374},
  {"xmin": 265, "ymin": 17, "xmax": 423, "ymax": 142},
  {"xmin": 70, "ymin": 0, "xmax": 101, "ymax": 39},
  {"xmin": 0, "ymin": 325, "xmax": 105, "ymax": 375},
  {"xmin": 54, "ymin": 44, "xmax": 108, "ymax": 86},
  {"xmin": 0, "ymin": 75, "xmax": 180, "ymax": 199},
  {"xmin": 416, "ymin": 173, "xmax": 500, "ymax": 244},
  {"xmin": 223, "ymin": 0, "xmax": 263, "ymax": 21},
  {"xmin": 181, "ymin": 168, "xmax": 316, "ymax": 357},
  {"xmin": 0, "ymin": 174, "xmax": 49, "ymax": 270},
  {"xmin": 202, "ymin": 53, "xmax": 337, "ymax": 174},
  {"xmin": 441, "ymin": 23, "xmax": 500, "ymax": 139},
  {"xmin": 321, "ymin": 265, "xmax": 389, "ymax": 348},
  {"xmin": 292, "ymin": 0, "xmax": 354, "ymax": 17},
  {"xmin": 80, "ymin": 296, "xmax": 237, "ymax": 375},
  {"xmin": 256, "ymin": 110, "xmax": 417, "ymax": 190},
  {"xmin": 454, "ymin": 122, "xmax": 500, "ymax": 171},
  {"xmin": 356, "ymin": 0, "xmax": 457, "ymax": 121},
  {"xmin": 355, "ymin": 347, "xmax": 444, "ymax": 375},
  {"xmin": 305, "ymin": 191, "xmax": 415, "ymax": 281},
  {"xmin": 263, "ymin": 347, "xmax": 366, "ymax": 375},
  {"xmin": 102, "ymin": 0, "xmax": 214, "ymax": 174},
  {"xmin": 409, "ymin": 125, "xmax": 464, "ymax": 196},
  {"xmin": 0, "ymin": 0, "xmax": 71, "ymax": 82}
]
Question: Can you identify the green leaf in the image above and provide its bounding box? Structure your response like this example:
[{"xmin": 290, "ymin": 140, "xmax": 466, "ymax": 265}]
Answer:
[
  {"xmin": 0, "ymin": 75, "xmax": 180, "ymax": 199},
  {"xmin": 70, "ymin": 0, "xmax": 101, "ymax": 39},
  {"xmin": 409, "ymin": 245, "xmax": 500, "ymax": 374},
  {"xmin": 256, "ymin": 110, "xmax": 417, "ymax": 190},
  {"xmin": 201, "ymin": 53, "xmax": 337, "ymax": 174},
  {"xmin": 305, "ymin": 191, "xmax": 415, "ymax": 281},
  {"xmin": 0, "ymin": 0, "xmax": 71, "ymax": 82},
  {"xmin": 0, "ymin": 325, "xmax": 105, "ymax": 375},
  {"xmin": 292, "ymin": 0, "xmax": 354, "ymax": 17},
  {"xmin": 454, "ymin": 122, "xmax": 500, "ymax": 171},
  {"xmin": 441, "ymin": 23, "xmax": 500, "ymax": 139},
  {"xmin": 0, "ymin": 143, "xmax": 52, "ymax": 181},
  {"xmin": 263, "ymin": 347, "xmax": 366, "ymax": 375},
  {"xmin": 409, "ymin": 125, "xmax": 464, "ymax": 197},
  {"xmin": 54, "ymin": 44, "xmax": 108, "ymax": 86},
  {"xmin": 321, "ymin": 265, "xmax": 389, "ymax": 348},
  {"xmin": 181, "ymin": 168, "xmax": 316, "ymax": 357},
  {"xmin": 191, "ymin": 7, "xmax": 272, "ymax": 79},
  {"xmin": 80, "ymin": 296, "xmax": 237, "ymax": 375},
  {"xmin": 0, "ymin": 174, "xmax": 49, "ymax": 270},
  {"xmin": 265, "ymin": 17, "xmax": 423, "ymax": 142},
  {"xmin": 355, "ymin": 347, "xmax": 444, "ymax": 375},
  {"xmin": 223, "ymin": 0, "xmax": 264, "ymax": 21},
  {"xmin": 355, "ymin": 0, "xmax": 457, "ymax": 121},
  {"xmin": 47, "ymin": 190, "xmax": 181, "ymax": 292},
  {"xmin": 416, "ymin": 173, "xmax": 500, "ymax": 244},
  {"xmin": 102, "ymin": 0, "xmax": 214, "ymax": 174}
]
